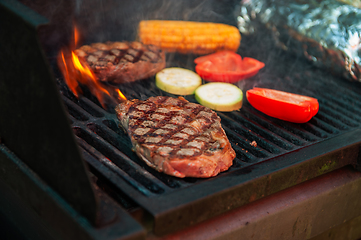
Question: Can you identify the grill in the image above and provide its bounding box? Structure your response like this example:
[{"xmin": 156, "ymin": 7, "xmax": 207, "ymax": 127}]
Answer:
[
  {"xmin": 62, "ymin": 49, "xmax": 361, "ymax": 236},
  {"xmin": 1, "ymin": 0, "xmax": 361, "ymax": 239}
]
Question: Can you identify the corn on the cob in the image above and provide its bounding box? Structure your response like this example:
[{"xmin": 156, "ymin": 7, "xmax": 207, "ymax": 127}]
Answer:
[{"xmin": 138, "ymin": 20, "xmax": 241, "ymax": 55}]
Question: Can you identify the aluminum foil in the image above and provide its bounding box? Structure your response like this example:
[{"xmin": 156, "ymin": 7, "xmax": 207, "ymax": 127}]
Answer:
[{"xmin": 237, "ymin": 0, "xmax": 361, "ymax": 82}]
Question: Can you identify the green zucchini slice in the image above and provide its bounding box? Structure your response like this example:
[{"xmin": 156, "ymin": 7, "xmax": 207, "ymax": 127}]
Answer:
[
  {"xmin": 155, "ymin": 67, "xmax": 202, "ymax": 95},
  {"xmin": 195, "ymin": 82, "xmax": 243, "ymax": 111}
]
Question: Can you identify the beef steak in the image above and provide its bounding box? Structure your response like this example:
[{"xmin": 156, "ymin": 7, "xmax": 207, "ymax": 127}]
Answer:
[
  {"xmin": 115, "ymin": 96, "xmax": 235, "ymax": 178},
  {"xmin": 75, "ymin": 41, "xmax": 165, "ymax": 84}
]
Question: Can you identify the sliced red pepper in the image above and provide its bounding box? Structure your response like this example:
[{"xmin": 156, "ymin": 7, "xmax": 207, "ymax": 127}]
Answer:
[
  {"xmin": 246, "ymin": 88, "xmax": 319, "ymax": 123},
  {"xmin": 194, "ymin": 51, "xmax": 265, "ymax": 83}
]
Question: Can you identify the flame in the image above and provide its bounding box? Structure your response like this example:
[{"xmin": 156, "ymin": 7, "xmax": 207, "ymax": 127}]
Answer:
[
  {"xmin": 59, "ymin": 51, "xmax": 81, "ymax": 97},
  {"xmin": 116, "ymin": 89, "xmax": 127, "ymax": 101},
  {"xmin": 74, "ymin": 26, "xmax": 80, "ymax": 47},
  {"xmin": 57, "ymin": 25, "xmax": 127, "ymax": 108}
]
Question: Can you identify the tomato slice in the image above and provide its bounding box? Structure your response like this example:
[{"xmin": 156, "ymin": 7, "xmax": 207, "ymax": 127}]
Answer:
[
  {"xmin": 246, "ymin": 88, "xmax": 319, "ymax": 123},
  {"xmin": 194, "ymin": 51, "xmax": 265, "ymax": 83}
]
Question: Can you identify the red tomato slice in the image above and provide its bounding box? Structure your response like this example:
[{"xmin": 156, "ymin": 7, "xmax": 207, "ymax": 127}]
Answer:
[
  {"xmin": 194, "ymin": 51, "xmax": 265, "ymax": 83},
  {"xmin": 246, "ymin": 88, "xmax": 319, "ymax": 123}
]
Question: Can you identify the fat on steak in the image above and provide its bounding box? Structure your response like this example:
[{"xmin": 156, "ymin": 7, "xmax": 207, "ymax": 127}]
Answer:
[
  {"xmin": 115, "ymin": 96, "xmax": 236, "ymax": 178},
  {"xmin": 75, "ymin": 41, "xmax": 165, "ymax": 83}
]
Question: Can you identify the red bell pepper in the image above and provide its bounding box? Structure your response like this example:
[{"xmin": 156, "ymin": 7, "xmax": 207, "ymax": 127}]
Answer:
[
  {"xmin": 246, "ymin": 88, "xmax": 319, "ymax": 123},
  {"xmin": 194, "ymin": 51, "xmax": 265, "ymax": 83}
]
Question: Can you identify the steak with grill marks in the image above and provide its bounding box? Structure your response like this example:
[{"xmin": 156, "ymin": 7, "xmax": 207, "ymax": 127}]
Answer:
[
  {"xmin": 115, "ymin": 96, "xmax": 236, "ymax": 178},
  {"xmin": 75, "ymin": 41, "xmax": 165, "ymax": 83}
]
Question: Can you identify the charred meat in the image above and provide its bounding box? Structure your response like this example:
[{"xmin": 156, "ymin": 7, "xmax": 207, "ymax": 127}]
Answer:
[
  {"xmin": 75, "ymin": 41, "xmax": 165, "ymax": 83},
  {"xmin": 115, "ymin": 96, "xmax": 235, "ymax": 178}
]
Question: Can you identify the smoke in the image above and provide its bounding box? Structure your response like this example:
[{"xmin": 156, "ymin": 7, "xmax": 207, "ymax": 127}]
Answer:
[
  {"xmin": 71, "ymin": 0, "xmax": 239, "ymax": 44},
  {"xmin": 19, "ymin": 0, "xmax": 239, "ymax": 60}
]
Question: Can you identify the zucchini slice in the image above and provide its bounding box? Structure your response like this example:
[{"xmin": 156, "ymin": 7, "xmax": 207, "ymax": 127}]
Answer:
[
  {"xmin": 155, "ymin": 67, "xmax": 202, "ymax": 95},
  {"xmin": 195, "ymin": 82, "xmax": 243, "ymax": 111}
]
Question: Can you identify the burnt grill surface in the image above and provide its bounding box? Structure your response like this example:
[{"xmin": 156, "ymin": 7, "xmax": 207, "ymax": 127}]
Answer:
[{"xmin": 57, "ymin": 36, "xmax": 361, "ymax": 234}]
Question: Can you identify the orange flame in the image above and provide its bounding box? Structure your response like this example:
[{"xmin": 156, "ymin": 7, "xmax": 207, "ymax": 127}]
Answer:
[
  {"xmin": 74, "ymin": 25, "xmax": 80, "ymax": 47},
  {"xmin": 57, "ymin": 25, "xmax": 127, "ymax": 108},
  {"xmin": 116, "ymin": 89, "xmax": 127, "ymax": 101},
  {"xmin": 59, "ymin": 51, "xmax": 81, "ymax": 97}
]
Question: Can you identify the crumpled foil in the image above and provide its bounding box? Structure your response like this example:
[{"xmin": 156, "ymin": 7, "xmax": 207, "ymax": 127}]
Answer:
[{"xmin": 237, "ymin": 0, "xmax": 361, "ymax": 82}]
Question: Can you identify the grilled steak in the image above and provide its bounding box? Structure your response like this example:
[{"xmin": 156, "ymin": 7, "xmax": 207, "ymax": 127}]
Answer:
[
  {"xmin": 115, "ymin": 96, "xmax": 236, "ymax": 178},
  {"xmin": 75, "ymin": 41, "xmax": 165, "ymax": 84}
]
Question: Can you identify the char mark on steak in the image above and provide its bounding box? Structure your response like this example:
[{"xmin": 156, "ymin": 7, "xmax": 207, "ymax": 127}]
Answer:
[
  {"xmin": 75, "ymin": 41, "xmax": 165, "ymax": 84},
  {"xmin": 115, "ymin": 96, "xmax": 236, "ymax": 178}
]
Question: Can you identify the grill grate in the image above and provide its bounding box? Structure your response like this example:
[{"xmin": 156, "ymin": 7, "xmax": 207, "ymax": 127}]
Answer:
[{"xmin": 58, "ymin": 46, "xmax": 361, "ymax": 234}]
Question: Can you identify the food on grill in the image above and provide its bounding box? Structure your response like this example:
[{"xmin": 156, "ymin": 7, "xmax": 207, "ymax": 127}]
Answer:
[
  {"xmin": 155, "ymin": 67, "xmax": 202, "ymax": 95},
  {"xmin": 74, "ymin": 41, "xmax": 165, "ymax": 83},
  {"xmin": 115, "ymin": 96, "xmax": 236, "ymax": 178},
  {"xmin": 138, "ymin": 20, "xmax": 241, "ymax": 55},
  {"xmin": 246, "ymin": 88, "xmax": 319, "ymax": 123},
  {"xmin": 195, "ymin": 82, "xmax": 243, "ymax": 112},
  {"xmin": 194, "ymin": 51, "xmax": 265, "ymax": 83}
]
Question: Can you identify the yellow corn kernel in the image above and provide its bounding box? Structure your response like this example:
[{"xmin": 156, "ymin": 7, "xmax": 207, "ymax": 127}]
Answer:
[{"xmin": 138, "ymin": 20, "xmax": 241, "ymax": 55}]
